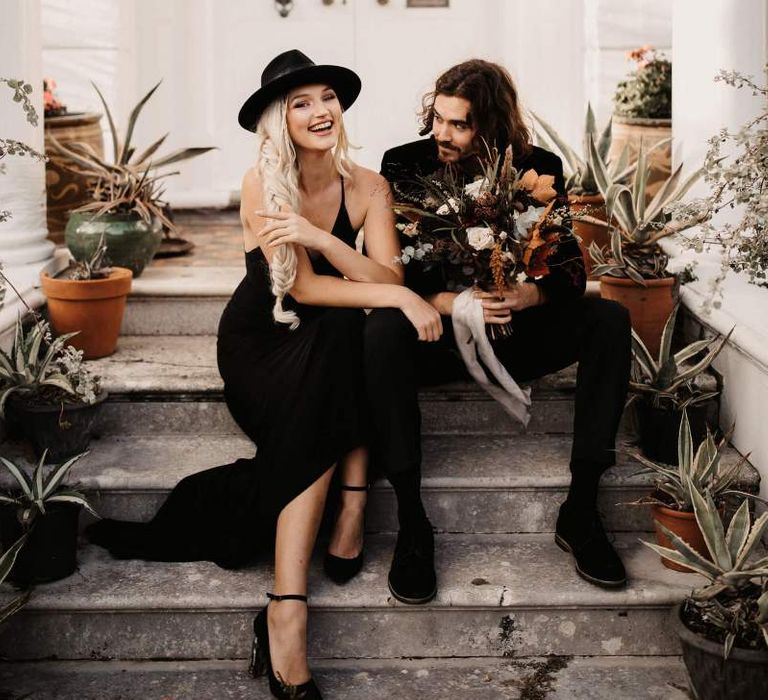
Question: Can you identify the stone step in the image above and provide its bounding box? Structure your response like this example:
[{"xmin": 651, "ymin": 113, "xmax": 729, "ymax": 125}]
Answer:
[
  {"xmin": 3, "ymin": 433, "xmax": 752, "ymax": 534},
  {"xmin": 0, "ymin": 656, "xmax": 691, "ymax": 699},
  {"xmin": 120, "ymin": 267, "xmax": 602, "ymax": 336},
  {"xmin": 0, "ymin": 533, "xmax": 701, "ymax": 661},
  {"xmin": 87, "ymin": 335, "xmax": 581, "ymax": 436}
]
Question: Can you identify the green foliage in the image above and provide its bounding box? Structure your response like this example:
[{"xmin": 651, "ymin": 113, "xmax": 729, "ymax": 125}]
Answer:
[
  {"xmin": 0, "ymin": 317, "xmax": 101, "ymax": 416},
  {"xmin": 533, "ymin": 103, "xmax": 637, "ymax": 196},
  {"xmin": 587, "ymin": 137, "xmax": 704, "ymax": 283},
  {"xmin": 47, "ymin": 81, "xmax": 215, "ymax": 235},
  {"xmin": 0, "ymin": 532, "xmax": 30, "ymax": 623},
  {"xmin": 642, "ymin": 487, "xmax": 768, "ymax": 657},
  {"xmin": 631, "ymin": 410, "xmax": 747, "ymax": 511},
  {"xmin": 629, "ymin": 303, "xmax": 731, "ymax": 410},
  {"xmin": 613, "ymin": 48, "xmax": 672, "ymax": 120}
]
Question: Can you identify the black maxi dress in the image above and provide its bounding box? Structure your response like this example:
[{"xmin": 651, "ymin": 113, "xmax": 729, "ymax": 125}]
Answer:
[{"xmin": 87, "ymin": 179, "xmax": 366, "ymax": 569}]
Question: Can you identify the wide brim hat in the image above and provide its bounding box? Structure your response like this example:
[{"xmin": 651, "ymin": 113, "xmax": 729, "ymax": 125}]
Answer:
[{"xmin": 238, "ymin": 49, "xmax": 361, "ymax": 132}]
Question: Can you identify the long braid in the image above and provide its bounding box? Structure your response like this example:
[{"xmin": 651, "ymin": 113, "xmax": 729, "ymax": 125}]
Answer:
[{"xmin": 255, "ymin": 100, "xmax": 300, "ymax": 329}]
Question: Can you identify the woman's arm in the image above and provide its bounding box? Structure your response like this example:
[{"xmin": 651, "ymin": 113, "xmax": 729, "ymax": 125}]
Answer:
[
  {"xmin": 257, "ymin": 170, "xmax": 403, "ymax": 286},
  {"xmin": 241, "ymin": 169, "xmax": 442, "ymax": 341}
]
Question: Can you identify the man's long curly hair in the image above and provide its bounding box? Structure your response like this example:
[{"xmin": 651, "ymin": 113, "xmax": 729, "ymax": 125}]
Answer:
[{"xmin": 419, "ymin": 59, "xmax": 532, "ymax": 161}]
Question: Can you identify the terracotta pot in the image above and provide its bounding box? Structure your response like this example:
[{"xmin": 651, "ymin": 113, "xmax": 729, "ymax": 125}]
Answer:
[
  {"xmin": 44, "ymin": 112, "xmax": 103, "ymax": 244},
  {"xmin": 568, "ymin": 193, "xmax": 608, "ymax": 279},
  {"xmin": 41, "ymin": 267, "xmax": 133, "ymax": 359},
  {"xmin": 651, "ymin": 503, "xmax": 708, "ymax": 572},
  {"xmin": 608, "ymin": 116, "xmax": 672, "ymax": 200},
  {"xmin": 672, "ymin": 603, "xmax": 768, "ymax": 699},
  {"xmin": 599, "ymin": 275, "xmax": 676, "ymax": 357}
]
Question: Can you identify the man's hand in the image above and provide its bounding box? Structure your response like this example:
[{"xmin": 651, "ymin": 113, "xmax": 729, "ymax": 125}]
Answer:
[
  {"xmin": 473, "ymin": 284, "xmax": 543, "ymax": 324},
  {"xmin": 256, "ymin": 209, "xmax": 331, "ymax": 252}
]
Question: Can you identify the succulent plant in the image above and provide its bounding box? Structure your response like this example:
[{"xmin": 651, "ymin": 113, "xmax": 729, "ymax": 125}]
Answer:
[
  {"xmin": 65, "ymin": 233, "xmax": 111, "ymax": 281},
  {"xmin": 632, "ymin": 410, "xmax": 748, "ymax": 511},
  {"xmin": 643, "ymin": 486, "xmax": 768, "ymax": 657},
  {"xmin": 0, "ymin": 532, "xmax": 29, "ymax": 622},
  {"xmin": 587, "ymin": 137, "xmax": 705, "ymax": 283},
  {"xmin": 533, "ymin": 104, "xmax": 638, "ymax": 196},
  {"xmin": 47, "ymin": 81, "xmax": 215, "ymax": 235},
  {"xmin": 630, "ymin": 303, "xmax": 732, "ymax": 411}
]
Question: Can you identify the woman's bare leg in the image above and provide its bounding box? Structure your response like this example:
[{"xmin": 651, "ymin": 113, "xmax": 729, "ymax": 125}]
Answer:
[
  {"xmin": 328, "ymin": 446, "xmax": 368, "ymax": 558},
  {"xmin": 268, "ymin": 465, "xmax": 335, "ymax": 685}
]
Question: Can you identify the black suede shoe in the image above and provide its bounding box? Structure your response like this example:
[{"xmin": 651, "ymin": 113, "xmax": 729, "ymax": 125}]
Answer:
[
  {"xmin": 388, "ymin": 519, "xmax": 437, "ymax": 604},
  {"xmin": 555, "ymin": 502, "xmax": 627, "ymax": 588}
]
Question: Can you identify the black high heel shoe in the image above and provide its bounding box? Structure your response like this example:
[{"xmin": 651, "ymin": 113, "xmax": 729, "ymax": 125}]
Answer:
[
  {"xmin": 323, "ymin": 484, "xmax": 367, "ymax": 584},
  {"xmin": 249, "ymin": 593, "xmax": 322, "ymax": 699}
]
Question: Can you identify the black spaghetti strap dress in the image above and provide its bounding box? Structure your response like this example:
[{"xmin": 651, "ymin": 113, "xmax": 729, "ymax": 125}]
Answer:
[{"xmin": 87, "ymin": 179, "xmax": 366, "ymax": 569}]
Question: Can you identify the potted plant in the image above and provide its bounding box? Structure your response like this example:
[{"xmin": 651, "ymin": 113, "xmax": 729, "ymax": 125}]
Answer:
[
  {"xmin": 630, "ymin": 303, "xmax": 731, "ymax": 463},
  {"xmin": 0, "ymin": 450, "xmax": 95, "ymax": 584},
  {"xmin": 631, "ymin": 411, "xmax": 748, "ymax": 572},
  {"xmin": 609, "ymin": 46, "xmax": 672, "ymax": 200},
  {"xmin": 41, "ymin": 234, "xmax": 132, "ymax": 359},
  {"xmin": 533, "ymin": 104, "xmax": 639, "ymax": 277},
  {"xmin": 48, "ymin": 81, "xmax": 215, "ymax": 276},
  {"xmin": 42, "ymin": 77, "xmax": 104, "ymax": 244},
  {"xmin": 0, "ymin": 317, "xmax": 105, "ymax": 461},
  {"xmin": 588, "ymin": 136, "xmax": 704, "ymax": 356},
  {"xmin": 643, "ymin": 489, "xmax": 768, "ymax": 698}
]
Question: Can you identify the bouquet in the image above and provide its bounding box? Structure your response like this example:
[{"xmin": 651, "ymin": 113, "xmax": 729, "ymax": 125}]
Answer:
[{"xmin": 394, "ymin": 146, "xmax": 571, "ymax": 338}]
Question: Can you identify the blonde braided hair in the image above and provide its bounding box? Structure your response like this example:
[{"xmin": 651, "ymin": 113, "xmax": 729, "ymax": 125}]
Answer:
[{"xmin": 255, "ymin": 96, "xmax": 354, "ymax": 329}]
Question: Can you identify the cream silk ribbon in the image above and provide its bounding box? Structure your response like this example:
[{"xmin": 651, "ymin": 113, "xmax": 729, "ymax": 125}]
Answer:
[{"xmin": 450, "ymin": 288, "xmax": 532, "ymax": 428}]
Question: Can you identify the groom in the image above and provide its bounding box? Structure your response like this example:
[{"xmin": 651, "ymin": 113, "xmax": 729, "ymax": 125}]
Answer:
[{"xmin": 367, "ymin": 59, "xmax": 632, "ymax": 604}]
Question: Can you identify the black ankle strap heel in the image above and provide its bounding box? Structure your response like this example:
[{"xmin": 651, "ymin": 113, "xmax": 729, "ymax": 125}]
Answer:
[
  {"xmin": 340, "ymin": 484, "xmax": 368, "ymax": 491},
  {"xmin": 250, "ymin": 592, "xmax": 321, "ymax": 699}
]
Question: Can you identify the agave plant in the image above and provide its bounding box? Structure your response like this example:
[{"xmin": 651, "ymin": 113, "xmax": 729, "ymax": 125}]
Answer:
[
  {"xmin": 588, "ymin": 136, "xmax": 705, "ymax": 283},
  {"xmin": 47, "ymin": 81, "xmax": 215, "ymax": 235},
  {"xmin": 533, "ymin": 103, "xmax": 638, "ymax": 196},
  {"xmin": 632, "ymin": 410, "xmax": 748, "ymax": 511},
  {"xmin": 630, "ymin": 303, "xmax": 732, "ymax": 410},
  {"xmin": 65, "ymin": 233, "xmax": 111, "ymax": 281},
  {"xmin": 0, "ymin": 533, "xmax": 29, "ymax": 623},
  {"xmin": 0, "ymin": 318, "xmax": 82, "ymax": 416},
  {"xmin": 643, "ymin": 486, "xmax": 768, "ymax": 657}
]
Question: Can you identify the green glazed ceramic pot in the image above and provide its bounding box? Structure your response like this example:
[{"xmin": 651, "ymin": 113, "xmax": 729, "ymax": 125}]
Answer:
[{"xmin": 65, "ymin": 211, "xmax": 162, "ymax": 277}]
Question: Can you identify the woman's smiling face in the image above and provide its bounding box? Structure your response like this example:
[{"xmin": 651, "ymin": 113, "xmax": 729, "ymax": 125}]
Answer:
[{"xmin": 286, "ymin": 83, "xmax": 342, "ymax": 152}]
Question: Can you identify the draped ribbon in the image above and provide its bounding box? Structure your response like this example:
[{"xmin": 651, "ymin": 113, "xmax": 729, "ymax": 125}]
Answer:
[{"xmin": 450, "ymin": 288, "xmax": 531, "ymax": 428}]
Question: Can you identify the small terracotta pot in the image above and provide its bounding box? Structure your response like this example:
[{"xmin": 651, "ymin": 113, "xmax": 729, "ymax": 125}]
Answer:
[
  {"xmin": 568, "ymin": 193, "xmax": 609, "ymax": 279},
  {"xmin": 41, "ymin": 267, "xmax": 133, "ymax": 359},
  {"xmin": 599, "ymin": 275, "xmax": 676, "ymax": 357},
  {"xmin": 652, "ymin": 503, "xmax": 709, "ymax": 572}
]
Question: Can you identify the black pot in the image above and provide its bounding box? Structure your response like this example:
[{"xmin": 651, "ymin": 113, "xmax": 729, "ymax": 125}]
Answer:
[
  {"xmin": 636, "ymin": 400, "xmax": 711, "ymax": 464},
  {"xmin": 8, "ymin": 391, "xmax": 107, "ymax": 462},
  {"xmin": 0, "ymin": 502, "xmax": 81, "ymax": 584},
  {"xmin": 673, "ymin": 603, "xmax": 768, "ymax": 700}
]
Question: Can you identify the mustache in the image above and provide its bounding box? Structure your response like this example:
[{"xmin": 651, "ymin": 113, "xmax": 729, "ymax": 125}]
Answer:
[{"xmin": 436, "ymin": 141, "xmax": 461, "ymax": 152}]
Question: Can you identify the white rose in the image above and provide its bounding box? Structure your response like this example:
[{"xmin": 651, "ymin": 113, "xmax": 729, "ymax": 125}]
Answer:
[
  {"xmin": 436, "ymin": 198, "xmax": 459, "ymax": 215},
  {"xmin": 466, "ymin": 226, "xmax": 495, "ymax": 251},
  {"xmin": 514, "ymin": 205, "xmax": 546, "ymax": 240},
  {"xmin": 463, "ymin": 178, "xmax": 489, "ymax": 199}
]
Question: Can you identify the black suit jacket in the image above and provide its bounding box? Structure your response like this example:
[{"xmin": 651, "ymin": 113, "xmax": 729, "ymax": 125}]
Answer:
[{"xmin": 380, "ymin": 137, "xmax": 586, "ymax": 303}]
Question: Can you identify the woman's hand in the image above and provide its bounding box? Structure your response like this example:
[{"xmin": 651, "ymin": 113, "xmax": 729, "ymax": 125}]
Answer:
[
  {"xmin": 255, "ymin": 209, "xmax": 331, "ymax": 252},
  {"xmin": 399, "ymin": 289, "xmax": 443, "ymax": 342},
  {"xmin": 473, "ymin": 284, "xmax": 543, "ymax": 324}
]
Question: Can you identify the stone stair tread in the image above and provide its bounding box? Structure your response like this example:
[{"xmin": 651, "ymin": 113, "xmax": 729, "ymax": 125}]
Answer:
[
  {"xmin": 0, "ymin": 656, "xmax": 690, "ymax": 699},
  {"xmin": 3, "ymin": 533, "xmax": 700, "ymax": 613},
  {"xmin": 1, "ymin": 434, "xmax": 754, "ymax": 492},
  {"xmin": 130, "ymin": 266, "xmax": 243, "ymax": 297},
  {"xmin": 88, "ymin": 335, "xmax": 578, "ymax": 396}
]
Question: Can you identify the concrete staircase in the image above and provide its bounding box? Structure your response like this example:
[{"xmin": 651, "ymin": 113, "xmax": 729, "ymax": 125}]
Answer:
[{"xmin": 0, "ymin": 267, "xmax": 760, "ymax": 698}]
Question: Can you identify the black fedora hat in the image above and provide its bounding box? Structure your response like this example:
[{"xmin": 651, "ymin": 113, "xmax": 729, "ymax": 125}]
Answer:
[{"xmin": 238, "ymin": 50, "xmax": 361, "ymax": 132}]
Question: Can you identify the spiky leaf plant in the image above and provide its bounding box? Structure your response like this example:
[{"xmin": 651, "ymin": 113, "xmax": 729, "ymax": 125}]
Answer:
[
  {"xmin": 47, "ymin": 81, "xmax": 215, "ymax": 235},
  {"xmin": 629, "ymin": 303, "xmax": 731, "ymax": 410},
  {"xmin": 631, "ymin": 410, "xmax": 748, "ymax": 511},
  {"xmin": 587, "ymin": 136, "xmax": 705, "ymax": 284},
  {"xmin": 643, "ymin": 486, "xmax": 768, "ymax": 658},
  {"xmin": 0, "ymin": 532, "xmax": 30, "ymax": 623}
]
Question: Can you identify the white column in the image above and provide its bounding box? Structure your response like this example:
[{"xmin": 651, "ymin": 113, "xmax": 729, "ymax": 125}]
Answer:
[{"xmin": 0, "ymin": 0, "xmax": 55, "ymax": 292}]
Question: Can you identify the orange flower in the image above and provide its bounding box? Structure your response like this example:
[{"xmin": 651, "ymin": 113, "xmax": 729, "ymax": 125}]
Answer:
[
  {"xmin": 522, "ymin": 202, "xmax": 557, "ymax": 276},
  {"xmin": 519, "ymin": 169, "xmax": 557, "ymax": 203}
]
